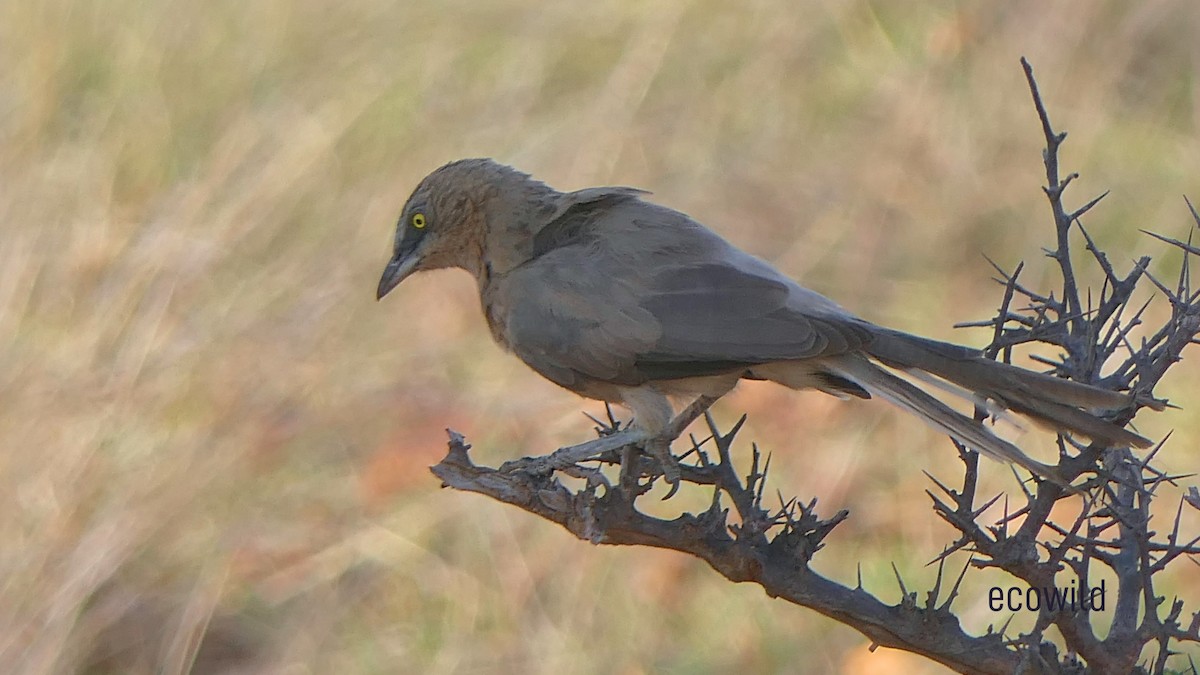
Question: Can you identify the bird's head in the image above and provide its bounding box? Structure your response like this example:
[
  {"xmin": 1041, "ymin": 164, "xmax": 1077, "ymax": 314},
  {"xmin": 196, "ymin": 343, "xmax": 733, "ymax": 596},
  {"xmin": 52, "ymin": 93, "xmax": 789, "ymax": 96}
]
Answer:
[
  {"xmin": 376, "ymin": 160, "xmax": 484, "ymax": 300},
  {"xmin": 376, "ymin": 158, "xmax": 555, "ymax": 299}
]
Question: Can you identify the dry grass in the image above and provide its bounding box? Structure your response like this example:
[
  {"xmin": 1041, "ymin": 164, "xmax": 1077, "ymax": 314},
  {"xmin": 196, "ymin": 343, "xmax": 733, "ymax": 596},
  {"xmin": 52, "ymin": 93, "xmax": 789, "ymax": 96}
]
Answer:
[{"xmin": 1, "ymin": 1, "xmax": 1198, "ymax": 673}]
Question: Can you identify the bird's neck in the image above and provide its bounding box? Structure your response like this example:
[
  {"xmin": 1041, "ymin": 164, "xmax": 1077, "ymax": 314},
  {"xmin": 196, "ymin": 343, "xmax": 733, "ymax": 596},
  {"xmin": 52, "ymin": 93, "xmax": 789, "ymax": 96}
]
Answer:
[{"xmin": 474, "ymin": 185, "xmax": 561, "ymax": 281}]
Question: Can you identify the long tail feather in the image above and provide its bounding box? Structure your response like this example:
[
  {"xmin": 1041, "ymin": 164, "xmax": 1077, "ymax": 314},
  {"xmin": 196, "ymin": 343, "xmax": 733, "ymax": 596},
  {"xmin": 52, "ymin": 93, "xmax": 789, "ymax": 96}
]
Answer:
[
  {"xmin": 824, "ymin": 355, "xmax": 1066, "ymax": 484},
  {"xmin": 863, "ymin": 327, "xmax": 1149, "ymax": 448}
]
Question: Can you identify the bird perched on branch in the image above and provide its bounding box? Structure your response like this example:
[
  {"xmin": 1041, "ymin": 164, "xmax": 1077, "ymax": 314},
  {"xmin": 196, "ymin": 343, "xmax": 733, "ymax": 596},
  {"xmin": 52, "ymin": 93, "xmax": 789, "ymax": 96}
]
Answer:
[{"xmin": 377, "ymin": 158, "xmax": 1149, "ymax": 482}]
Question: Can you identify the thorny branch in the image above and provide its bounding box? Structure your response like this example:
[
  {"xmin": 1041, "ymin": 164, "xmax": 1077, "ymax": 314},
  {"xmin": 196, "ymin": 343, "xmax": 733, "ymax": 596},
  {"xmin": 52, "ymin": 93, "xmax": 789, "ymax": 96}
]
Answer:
[
  {"xmin": 433, "ymin": 421, "xmax": 1018, "ymax": 675},
  {"xmin": 429, "ymin": 59, "xmax": 1200, "ymax": 674}
]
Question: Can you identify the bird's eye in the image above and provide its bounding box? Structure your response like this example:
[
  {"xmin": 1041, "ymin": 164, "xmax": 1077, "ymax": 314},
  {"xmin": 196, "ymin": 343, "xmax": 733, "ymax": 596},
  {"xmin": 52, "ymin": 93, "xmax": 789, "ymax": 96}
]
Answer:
[{"xmin": 411, "ymin": 213, "xmax": 427, "ymax": 229}]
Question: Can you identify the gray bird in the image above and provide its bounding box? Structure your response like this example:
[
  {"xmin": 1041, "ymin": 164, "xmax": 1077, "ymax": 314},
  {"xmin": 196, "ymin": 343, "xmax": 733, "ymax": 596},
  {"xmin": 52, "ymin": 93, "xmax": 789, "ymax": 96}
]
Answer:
[{"xmin": 377, "ymin": 158, "xmax": 1150, "ymax": 480}]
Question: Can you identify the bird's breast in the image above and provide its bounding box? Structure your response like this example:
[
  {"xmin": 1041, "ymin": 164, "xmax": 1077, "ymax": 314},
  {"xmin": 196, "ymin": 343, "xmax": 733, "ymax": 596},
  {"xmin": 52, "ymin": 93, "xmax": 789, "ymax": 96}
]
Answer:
[{"xmin": 479, "ymin": 283, "xmax": 515, "ymax": 353}]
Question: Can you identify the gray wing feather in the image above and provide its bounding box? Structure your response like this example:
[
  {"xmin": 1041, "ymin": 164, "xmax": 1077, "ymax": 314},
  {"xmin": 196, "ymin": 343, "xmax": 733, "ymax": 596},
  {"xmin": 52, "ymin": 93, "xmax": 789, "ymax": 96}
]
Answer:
[
  {"xmin": 502, "ymin": 252, "xmax": 659, "ymax": 388},
  {"xmin": 639, "ymin": 261, "xmax": 870, "ymax": 365},
  {"xmin": 500, "ymin": 196, "xmax": 871, "ymax": 386}
]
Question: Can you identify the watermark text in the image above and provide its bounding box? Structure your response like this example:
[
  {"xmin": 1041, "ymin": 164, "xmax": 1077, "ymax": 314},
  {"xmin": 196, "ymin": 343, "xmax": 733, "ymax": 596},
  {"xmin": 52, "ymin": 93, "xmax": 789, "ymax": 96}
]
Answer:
[{"xmin": 989, "ymin": 579, "xmax": 1106, "ymax": 613}]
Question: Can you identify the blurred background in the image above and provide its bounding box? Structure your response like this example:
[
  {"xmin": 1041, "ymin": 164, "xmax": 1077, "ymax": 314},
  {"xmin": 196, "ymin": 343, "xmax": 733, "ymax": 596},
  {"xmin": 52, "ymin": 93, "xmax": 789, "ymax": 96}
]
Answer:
[{"xmin": 2, "ymin": 1, "xmax": 1198, "ymax": 673}]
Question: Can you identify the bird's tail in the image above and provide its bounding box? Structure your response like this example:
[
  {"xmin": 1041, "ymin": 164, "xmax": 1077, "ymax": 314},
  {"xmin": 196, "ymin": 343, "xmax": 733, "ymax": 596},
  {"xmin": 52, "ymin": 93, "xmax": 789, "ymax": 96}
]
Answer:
[
  {"xmin": 821, "ymin": 354, "xmax": 1063, "ymax": 481},
  {"xmin": 858, "ymin": 327, "xmax": 1151, "ymax": 450}
]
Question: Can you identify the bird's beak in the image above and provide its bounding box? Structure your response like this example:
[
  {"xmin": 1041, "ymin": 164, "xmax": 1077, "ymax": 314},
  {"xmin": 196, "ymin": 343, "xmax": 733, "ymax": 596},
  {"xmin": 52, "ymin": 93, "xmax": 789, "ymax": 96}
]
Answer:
[{"xmin": 376, "ymin": 254, "xmax": 418, "ymax": 300}]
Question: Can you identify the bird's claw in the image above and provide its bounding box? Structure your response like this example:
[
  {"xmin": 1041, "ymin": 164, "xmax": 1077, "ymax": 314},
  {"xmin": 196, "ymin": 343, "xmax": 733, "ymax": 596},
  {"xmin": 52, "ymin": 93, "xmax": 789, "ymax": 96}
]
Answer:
[{"xmin": 644, "ymin": 437, "xmax": 682, "ymax": 499}]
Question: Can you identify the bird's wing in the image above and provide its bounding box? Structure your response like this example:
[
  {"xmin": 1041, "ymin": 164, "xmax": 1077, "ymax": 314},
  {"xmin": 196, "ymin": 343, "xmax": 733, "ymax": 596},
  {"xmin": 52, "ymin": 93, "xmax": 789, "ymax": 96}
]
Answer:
[
  {"xmin": 500, "ymin": 251, "xmax": 660, "ymax": 390},
  {"xmin": 631, "ymin": 257, "xmax": 873, "ymax": 379},
  {"xmin": 500, "ymin": 196, "xmax": 871, "ymax": 387}
]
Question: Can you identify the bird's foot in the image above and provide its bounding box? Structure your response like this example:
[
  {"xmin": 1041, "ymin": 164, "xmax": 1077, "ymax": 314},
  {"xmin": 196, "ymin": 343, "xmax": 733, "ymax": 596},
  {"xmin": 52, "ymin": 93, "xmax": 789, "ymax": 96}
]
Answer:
[
  {"xmin": 644, "ymin": 436, "xmax": 681, "ymax": 496},
  {"xmin": 616, "ymin": 435, "xmax": 682, "ymax": 499}
]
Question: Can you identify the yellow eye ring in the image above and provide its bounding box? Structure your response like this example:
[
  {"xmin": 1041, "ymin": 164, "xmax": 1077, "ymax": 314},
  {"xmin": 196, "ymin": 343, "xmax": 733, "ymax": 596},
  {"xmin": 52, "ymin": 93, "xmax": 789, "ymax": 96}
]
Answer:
[{"xmin": 411, "ymin": 213, "xmax": 426, "ymax": 229}]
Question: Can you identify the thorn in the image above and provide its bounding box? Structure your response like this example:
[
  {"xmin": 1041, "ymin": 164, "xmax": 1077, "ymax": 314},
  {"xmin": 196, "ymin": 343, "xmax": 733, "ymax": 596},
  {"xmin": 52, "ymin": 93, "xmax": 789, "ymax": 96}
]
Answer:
[
  {"xmin": 999, "ymin": 613, "xmax": 1015, "ymax": 638},
  {"xmin": 1143, "ymin": 268, "xmax": 1178, "ymax": 301},
  {"xmin": 727, "ymin": 414, "xmax": 748, "ymax": 440},
  {"xmin": 1185, "ymin": 195, "xmax": 1200, "ymax": 228},
  {"xmin": 754, "ymin": 448, "xmax": 772, "ymax": 506},
  {"xmin": 928, "ymin": 553, "xmax": 947, "ymax": 609},
  {"xmin": 972, "ymin": 492, "xmax": 1005, "ymax": 521},
  {"xmin": 1142, "ymin": 229, "xmax": 1200, "ymax": 256},
  {"xmin": 582, "ymin": 410, "xmax": 619, "ymax": 436},
  {"xmin": 926, "ymin": 538, "xmax": 969, "ymax": 567},
  {"xmin": 891, "ymin": 562, "xmax": 909, "ymax": 599},
  {"xmin": 924, "ymin": 470, "xmax": 957, "ymax": 499},
  {"xmin": 1000, "ymin": 495, "xmax": 1011, "ymax": 540},
  {"xmin": 940, "ymin": 558, "xmax": 972, "ymax": 612}
]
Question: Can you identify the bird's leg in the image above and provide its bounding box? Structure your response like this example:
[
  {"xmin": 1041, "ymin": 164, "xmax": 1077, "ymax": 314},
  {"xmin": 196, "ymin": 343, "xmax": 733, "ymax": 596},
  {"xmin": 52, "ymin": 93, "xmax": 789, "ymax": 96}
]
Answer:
[
  {"xmin": 643, "ymin": 436, "xmax": 681, "ymax": 485},
  {"xmin": 612, "ymin": 388, "xmax": 684, "ymax": 489},
  {"xmin": 626, "ymin": 394, "xmax": 722, "ymax": 495}
]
